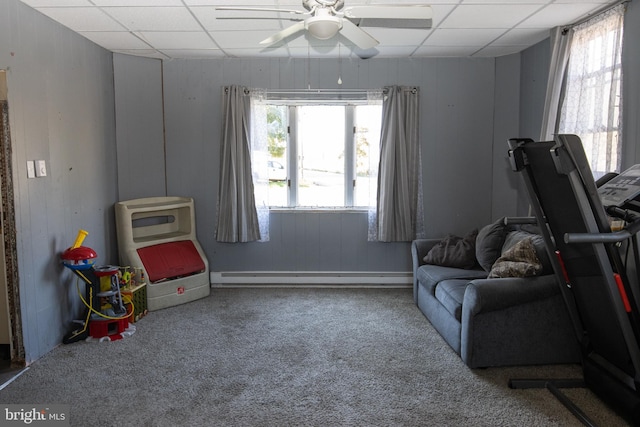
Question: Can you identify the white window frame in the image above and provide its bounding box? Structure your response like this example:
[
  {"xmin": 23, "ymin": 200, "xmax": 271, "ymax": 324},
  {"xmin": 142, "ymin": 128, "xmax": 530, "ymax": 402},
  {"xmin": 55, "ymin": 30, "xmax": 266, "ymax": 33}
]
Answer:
[{"xmin": 266, "ymin": 99, "xmax": 381, "ymax": 210}]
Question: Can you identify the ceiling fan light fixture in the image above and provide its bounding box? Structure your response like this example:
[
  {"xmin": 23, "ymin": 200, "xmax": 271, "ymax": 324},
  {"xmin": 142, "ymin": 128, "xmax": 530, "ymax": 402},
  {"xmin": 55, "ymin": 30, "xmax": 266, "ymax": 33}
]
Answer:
[{"xmin": 305, "ymin": 14, "xmax": 342, "ymax": 40}]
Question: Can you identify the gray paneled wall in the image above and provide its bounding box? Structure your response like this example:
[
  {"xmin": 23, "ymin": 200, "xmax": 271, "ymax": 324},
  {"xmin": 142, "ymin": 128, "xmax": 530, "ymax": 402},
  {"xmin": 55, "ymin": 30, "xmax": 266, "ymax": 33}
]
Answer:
[
  {"xmin": 114, "ymin": 54, "xmax": 166, "ymax": 201},
  {"xmin": 158, "ymin": 56, "xmax": 510, "ymax": 273},
  {"xmin": 1, "ymin": 0, "xmax": 118, "ymax": 363},
  {"xmin": 516, "ymin": 39, "xmax": 551, "ymax": 216},
  {"xmin": 622, "ymin": 1, "xmax": 640, "ymax": 168},
  {"xmin": 491, "ymin": 54, "xmax": 522, "ymax": 219}
]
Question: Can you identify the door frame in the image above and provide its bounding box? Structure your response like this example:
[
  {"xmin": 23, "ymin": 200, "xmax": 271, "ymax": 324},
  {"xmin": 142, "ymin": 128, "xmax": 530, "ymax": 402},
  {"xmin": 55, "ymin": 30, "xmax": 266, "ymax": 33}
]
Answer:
[{"xmin": 0, "ymin": 70, "xmax": 25, "ymax": 367}]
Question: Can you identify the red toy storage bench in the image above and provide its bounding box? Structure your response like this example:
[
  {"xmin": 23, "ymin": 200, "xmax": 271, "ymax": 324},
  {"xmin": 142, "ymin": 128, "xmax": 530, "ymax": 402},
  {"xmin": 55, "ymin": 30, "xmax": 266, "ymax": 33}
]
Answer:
[
  {"xmin": 137, "ymin": 240, "xmax": 205, "ymax": 283},
  {"xmin": 115, "ymin": 197, "xmax": 210, "ymax": 311}
]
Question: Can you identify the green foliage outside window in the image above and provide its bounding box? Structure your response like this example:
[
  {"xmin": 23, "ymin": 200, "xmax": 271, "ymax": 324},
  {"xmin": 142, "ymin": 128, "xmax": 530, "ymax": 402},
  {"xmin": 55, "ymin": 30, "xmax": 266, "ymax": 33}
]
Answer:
[{"xmin": 267, "ymin": 105, "xmax": 286, "ymax": 159}]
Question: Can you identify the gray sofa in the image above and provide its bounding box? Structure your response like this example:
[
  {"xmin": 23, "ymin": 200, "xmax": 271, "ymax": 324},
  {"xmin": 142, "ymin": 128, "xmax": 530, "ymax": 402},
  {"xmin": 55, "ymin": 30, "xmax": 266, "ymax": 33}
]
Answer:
[{"xmin": 412, "ymin": 218, "xmax": 581, "ymax": 368}]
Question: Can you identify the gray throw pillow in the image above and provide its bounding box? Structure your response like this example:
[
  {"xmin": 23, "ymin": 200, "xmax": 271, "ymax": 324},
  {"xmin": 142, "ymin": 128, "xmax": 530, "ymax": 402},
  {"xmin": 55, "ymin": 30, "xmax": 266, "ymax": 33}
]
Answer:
[
  {"xmin": 475, "ymin": 217, "xmax": 508, "ymax": 272},
  {"xmin": 424, "ymin": 229, "xmax": 478, "ymax": 269}
]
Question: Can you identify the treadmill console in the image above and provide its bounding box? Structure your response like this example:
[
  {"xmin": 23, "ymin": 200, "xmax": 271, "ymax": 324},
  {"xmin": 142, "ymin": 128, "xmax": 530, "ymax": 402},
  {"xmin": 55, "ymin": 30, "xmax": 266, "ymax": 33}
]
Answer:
[{"xmin": 598, "ymin": 164, "xmax": 640, "ymax": 210}]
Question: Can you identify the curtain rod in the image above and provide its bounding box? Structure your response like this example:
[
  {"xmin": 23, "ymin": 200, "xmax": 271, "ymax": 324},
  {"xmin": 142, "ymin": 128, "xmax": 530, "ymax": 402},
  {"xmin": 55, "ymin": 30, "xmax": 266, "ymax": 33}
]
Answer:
[
  {"xmin": 224, "ymin": 87, "xmax": 377, "ymax": 96},
  {"xmin": 563, "ymin": 0, "xmax": 629, "ymax": 31},
  {"xmin": 266, "ymin": 89, "xmax": 377, "ymax": 95},
  {"xmin": 224, "ymin": 86, "xmax": 419, "ymax": 97},
  {"xmin": 265, "ymin": 87, "xmax": 417, "ymax": 96}
]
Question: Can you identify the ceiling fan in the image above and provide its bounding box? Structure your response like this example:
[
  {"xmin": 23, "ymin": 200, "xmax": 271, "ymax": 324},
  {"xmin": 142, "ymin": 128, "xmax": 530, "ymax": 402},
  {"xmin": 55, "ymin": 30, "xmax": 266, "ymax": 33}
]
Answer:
[{"xmin": 216, "ymin": 0, "xmax": 433, "ymax": 50}]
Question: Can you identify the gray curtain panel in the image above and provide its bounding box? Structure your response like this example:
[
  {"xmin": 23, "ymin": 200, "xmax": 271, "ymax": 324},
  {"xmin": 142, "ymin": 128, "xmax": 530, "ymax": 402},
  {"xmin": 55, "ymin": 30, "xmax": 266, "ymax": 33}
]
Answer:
[
  {"xmin": 375, "ymin": 86, "xmax": 422, "ymax": 242},
  {"xmin": 215, "ymin": 85, "xmax": 261, "ymax": 243}
]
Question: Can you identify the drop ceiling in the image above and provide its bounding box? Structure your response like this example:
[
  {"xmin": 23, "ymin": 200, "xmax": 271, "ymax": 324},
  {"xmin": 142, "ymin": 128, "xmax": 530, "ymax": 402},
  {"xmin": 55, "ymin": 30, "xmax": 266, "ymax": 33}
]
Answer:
[{"xmin": 18, "ymin": 0, "xmax": 618, "ymax": 59}]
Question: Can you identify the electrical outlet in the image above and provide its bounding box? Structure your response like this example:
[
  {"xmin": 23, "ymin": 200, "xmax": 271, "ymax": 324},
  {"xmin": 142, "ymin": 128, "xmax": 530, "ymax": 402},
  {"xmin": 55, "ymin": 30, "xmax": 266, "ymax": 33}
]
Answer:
[
  {"xmin": 35, "ymin": 160, "xmax": 46, "ymax": 177},
  {"xmin": 26, "ymin": 161, "xmax": 35, "ymax": 179}
]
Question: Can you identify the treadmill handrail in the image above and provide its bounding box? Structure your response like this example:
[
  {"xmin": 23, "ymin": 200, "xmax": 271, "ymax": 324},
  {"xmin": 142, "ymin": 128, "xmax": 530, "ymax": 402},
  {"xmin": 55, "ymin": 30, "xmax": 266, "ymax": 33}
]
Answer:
[
  {"xmin": 564, "ymin": 218, "xmax": 640, "ymax": 244},
  {"xmin": 503, "ymin": 216, "xmax": 538, "ymax": 225}
]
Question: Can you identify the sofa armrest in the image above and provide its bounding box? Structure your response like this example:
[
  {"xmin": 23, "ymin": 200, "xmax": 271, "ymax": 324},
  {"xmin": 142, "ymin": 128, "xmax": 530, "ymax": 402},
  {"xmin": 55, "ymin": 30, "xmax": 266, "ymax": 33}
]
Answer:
[
  {"xmin": 463, "ymin": 274, "xmax": 560, "ymax": 315},
  {"xmin": 460, "ymin": 274, "xmax": 579, "ymax": 368},
  {"xmin": 411, "ymin": 239, "xmax": 442, "ymax": 302},
  {"xmin": 411, "ymin": 239, "xmax": 441, "ymax": 268}
]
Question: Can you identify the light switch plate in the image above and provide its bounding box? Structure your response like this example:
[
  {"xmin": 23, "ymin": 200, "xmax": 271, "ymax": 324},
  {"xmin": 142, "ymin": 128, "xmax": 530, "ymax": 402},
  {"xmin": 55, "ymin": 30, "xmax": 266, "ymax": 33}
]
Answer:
[
  {"xmin": 35, "ymin": 160, "xmax": 46, "ymax": 177},
  {"xmin": 26, "ymin": 161, "xmax": 35, "ymax": 179}
]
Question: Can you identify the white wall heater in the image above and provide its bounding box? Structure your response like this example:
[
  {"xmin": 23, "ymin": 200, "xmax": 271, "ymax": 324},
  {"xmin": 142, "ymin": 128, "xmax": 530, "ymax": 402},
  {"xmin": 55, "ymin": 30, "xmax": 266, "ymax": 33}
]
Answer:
[{"xmin": 210, "ymin": 271, "xmax": 412, "ymax": 287}]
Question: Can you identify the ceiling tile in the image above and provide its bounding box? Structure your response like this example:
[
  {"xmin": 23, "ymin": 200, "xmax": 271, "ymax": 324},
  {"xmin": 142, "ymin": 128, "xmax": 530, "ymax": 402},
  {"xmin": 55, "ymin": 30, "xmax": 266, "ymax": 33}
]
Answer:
[
  {"xmin": 360, "ymin": 28, "xmax": 431, "ymax": 46},
  {"xmin": 92, "ymin": 0, "xmax": 183, "ymax": 5},
  {"xmin": 137, "ymin": 31, "xmax": 217, "ymax": 49},
  {"xmin": 369, "ymin": 45, "xmax": 421, "ymax": 57},
  {"xmin": 428, "ymin": 4, "xmax": 458, "ymax": 27},
  {"xmin": 473, "ymin": 45, "xmax": 530, "ymax": 57},
  {"xmin": 20, "ymin": 0, "xmax": 92, "ymax": 6},
  {"xmin": 18, "ymin": 1, "xmax": 620, "ymax": 59},
  {"xmin": 426, "ymin": 28, "xmax": 506, "ymax": 46},
  {"xmin": 103, "ymin": 7, "xmax": 202, "ymax": 31},
  {"xmin": 209, "ymin": 30, "xmax": 282, "ymax": 49},
  {"xmin": 183, "ymin": 1, "xmax": 280, "ymax": 5},
  {"xmin": 191, "ymin": 7, "xmax": 285, "ymax": 31},
  {"xmin": 439, "ymin": 4, "xmax": 545, "ymax": 29},
  {"xmin": 461, "ymin": 0, "xmax": 549, "ymax": 3},
  {"xmin": 413, "ymin": 45, "xmax": 480, "ymax": 57},
  {"xmin": 33, "ymin": 7, "xmax": 125, "ymax": 32},
  {"xmin": 158, "ymin": 49, "xmax": 226, "ymax": 58},
  {"xmin": 553, "ymin": 0, "xmax": 610, "ymax": 3},
  {"xmin": 225, "ymin": 47, "xmax": 293, "ymax": 57},
  {"xmin": 519, "ymin": 3, "xmax": 609, "ymax": 28},
  {"xmin": 78, "ymin": 31, "xmax": 151, "ymax": 49},
  {"xmin": 112, "ymin": 49, "xmax": 166, "ymax": 59},
  {"xmin": 492, "ymin": 28, "xmax": 550, "ymax": 46}
]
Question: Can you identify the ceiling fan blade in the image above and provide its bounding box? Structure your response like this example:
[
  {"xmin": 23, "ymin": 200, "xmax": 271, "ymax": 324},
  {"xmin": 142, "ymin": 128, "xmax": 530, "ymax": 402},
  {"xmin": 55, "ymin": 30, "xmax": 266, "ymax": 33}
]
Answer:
[
  {"xmin": 344, "ymin": 5, "xmax": 433, "ymax": 23},
  {"xmin": 348, "ymin": 17, "xmax": 432, "ymax": 29},
  {"xmin": 215, "ymin": 7, "xmax": 306, "ymax": 16},
  {"xmin": 354, "ymin": 47, "xmax": 379, "ymax": 60},
  {"xmin": 260, "ymin": 21, "xmax": 306, "ymax": 46},
  {"xmin": 339, "ymin": 19, "xmax": 378, "ymax": 50}
]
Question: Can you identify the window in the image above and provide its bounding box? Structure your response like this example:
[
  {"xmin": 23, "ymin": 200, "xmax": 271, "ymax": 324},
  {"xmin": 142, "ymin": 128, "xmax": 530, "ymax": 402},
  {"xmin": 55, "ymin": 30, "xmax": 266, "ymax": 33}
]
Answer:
[
  {"xmin": 264, "ymin": 102, "xmax": 382, "ymax": 208},
  {"xmin": 559, "ymin": 5, "xmax": 624, "ymax": 178}
]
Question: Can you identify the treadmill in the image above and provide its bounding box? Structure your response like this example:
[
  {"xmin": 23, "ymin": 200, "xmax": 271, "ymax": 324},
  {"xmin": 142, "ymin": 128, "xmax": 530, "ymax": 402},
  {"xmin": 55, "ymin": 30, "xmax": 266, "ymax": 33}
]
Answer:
[{"xmin": 507, "ymin": 134, "xmax": 640, "ymax": 426}]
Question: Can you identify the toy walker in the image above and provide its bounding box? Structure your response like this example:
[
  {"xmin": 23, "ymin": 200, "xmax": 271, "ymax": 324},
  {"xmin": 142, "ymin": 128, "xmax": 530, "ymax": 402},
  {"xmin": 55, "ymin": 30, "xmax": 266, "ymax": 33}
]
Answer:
[{"xmin": 61, "ymin": 229, "xmax": 134, "ymax": 343}]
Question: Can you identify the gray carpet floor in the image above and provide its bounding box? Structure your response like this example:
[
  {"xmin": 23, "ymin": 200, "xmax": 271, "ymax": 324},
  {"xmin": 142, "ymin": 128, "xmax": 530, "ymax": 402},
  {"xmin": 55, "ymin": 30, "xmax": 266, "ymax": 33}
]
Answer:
[{"xmin": 0, "ymin": 287, "xmax": 632, "ymax": 426}]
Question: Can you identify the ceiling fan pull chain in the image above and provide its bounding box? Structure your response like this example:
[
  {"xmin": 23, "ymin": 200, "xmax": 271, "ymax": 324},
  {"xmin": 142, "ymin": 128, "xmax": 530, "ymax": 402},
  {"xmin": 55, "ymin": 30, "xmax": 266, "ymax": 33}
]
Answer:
[{"xmin": 338, "ymin": 43, "xmax": 343, "ymax": 85}]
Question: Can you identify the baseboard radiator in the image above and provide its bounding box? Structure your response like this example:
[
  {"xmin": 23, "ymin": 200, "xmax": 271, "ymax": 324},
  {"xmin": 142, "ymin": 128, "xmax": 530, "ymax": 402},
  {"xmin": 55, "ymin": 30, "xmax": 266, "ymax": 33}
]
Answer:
[{"xmin": 210, "ymin": 271, "xmax": 412, "ymax": 287}]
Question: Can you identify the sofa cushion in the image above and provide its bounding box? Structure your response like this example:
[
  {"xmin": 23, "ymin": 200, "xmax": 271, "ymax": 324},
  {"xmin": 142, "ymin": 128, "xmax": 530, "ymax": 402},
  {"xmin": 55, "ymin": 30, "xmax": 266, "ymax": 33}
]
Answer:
[
  {"xmin": 435, "ymin": 279, "xmax": 469, "ymax": 321},
  {"xmin": 476, "ymin": 217, "xmax": 508, "ymax": 272},
  {"xmin": 502, "ymin": 230, "xmax": 553, "ymax": 274},
  {"xmin": 416, "ymin": 265, "xmax": 487, "ymax": 295},
  {"xmin": 423, "ymin": 229, "xmax": 478, "ymax": 269},
  {"xmin": 488, "ymin": 237, "xmax": 543, "ymax": 278}
]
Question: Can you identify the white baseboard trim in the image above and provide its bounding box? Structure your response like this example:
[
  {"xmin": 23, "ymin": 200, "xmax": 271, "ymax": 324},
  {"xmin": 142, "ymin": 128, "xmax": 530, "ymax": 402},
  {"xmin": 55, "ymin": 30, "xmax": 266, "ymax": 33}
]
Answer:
[{"xmin": 210, "ymin": 271, "xmax": 412, "ymax": 288}]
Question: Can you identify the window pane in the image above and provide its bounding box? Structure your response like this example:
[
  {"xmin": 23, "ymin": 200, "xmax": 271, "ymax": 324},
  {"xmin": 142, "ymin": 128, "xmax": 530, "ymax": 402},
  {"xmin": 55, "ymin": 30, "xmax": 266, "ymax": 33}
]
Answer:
[
  {"xmin": 354, "ymin": 105, "xmax": 382, "ymax": 207},
  {"xmin": 267, "ymin": 105, "xmax": 288, "ymax": 207},
  {"xmin": 297, "ymin": 105, "xmax": 345, "ymax": 207}
]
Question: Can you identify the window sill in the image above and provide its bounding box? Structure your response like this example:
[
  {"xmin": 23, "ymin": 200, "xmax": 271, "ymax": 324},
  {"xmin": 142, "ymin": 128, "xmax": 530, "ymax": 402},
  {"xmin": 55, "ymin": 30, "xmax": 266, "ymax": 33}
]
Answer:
[{"xmin": 268, "ymin": 207, "xmax": 371, "ymax": 214}]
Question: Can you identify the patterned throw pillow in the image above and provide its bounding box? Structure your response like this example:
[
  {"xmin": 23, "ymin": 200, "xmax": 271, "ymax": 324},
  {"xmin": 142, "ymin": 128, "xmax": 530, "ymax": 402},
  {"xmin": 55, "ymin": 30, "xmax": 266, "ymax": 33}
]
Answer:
[{"xmin": 488, "ymin": 237, "xmax": 543, "ymax": 278}]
